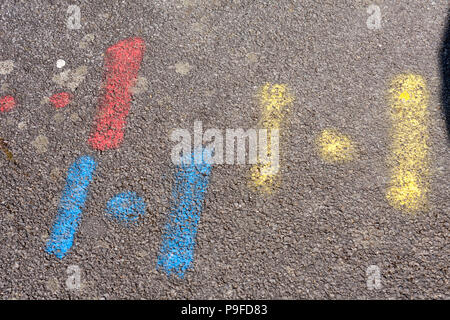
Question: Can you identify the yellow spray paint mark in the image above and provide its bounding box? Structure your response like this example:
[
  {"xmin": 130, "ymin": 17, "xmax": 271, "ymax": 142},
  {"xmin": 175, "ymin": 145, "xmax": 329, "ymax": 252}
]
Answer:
[
  {"xmin": 316, "ymin": 129, "xmax": 356, "ymax": 163},
  {"xmin": 250, "ymin": 83, "xmax": 294, "ymax": 194},
  {"xmin": 386, "ymin": 74, "xmax": 430, "ymax": 213}
]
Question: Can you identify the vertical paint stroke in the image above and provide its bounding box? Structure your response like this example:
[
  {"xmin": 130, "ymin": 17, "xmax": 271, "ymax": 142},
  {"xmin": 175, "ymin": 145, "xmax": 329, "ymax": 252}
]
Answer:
[
  {"xmin": 387, "ymin": 74, "xmax": 431, "ymax": 213},
  {"xmin": 46, "ymin": 155, "xmax": 96, "ymax": 258},
  {"xmin": 250, "ymin": 83, "xmax": 294, "ymax": 194},
  {"xmin": 88, "ymin": 37, "xmax": 145, "ymax": 151},
  {"xmin": 157, "ymin": 148, "xmax": 213, "ymax": 278},
  {"xmin": 106, "ymin": 191, "xmax": 146, "ymax": 226}
]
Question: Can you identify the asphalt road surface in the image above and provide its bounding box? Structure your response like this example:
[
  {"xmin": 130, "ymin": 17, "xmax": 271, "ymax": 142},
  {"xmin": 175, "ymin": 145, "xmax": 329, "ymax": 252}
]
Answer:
[{"xmin": 0, "ymin": 0, "xmax": 449, "ymax": 299}]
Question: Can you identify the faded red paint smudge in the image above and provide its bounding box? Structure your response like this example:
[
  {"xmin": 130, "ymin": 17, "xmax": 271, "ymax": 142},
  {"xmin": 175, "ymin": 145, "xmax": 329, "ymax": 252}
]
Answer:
[
  {"xmin": 0, "ymin": 95, "xmax": 16, "ymax": 113},
  {"xmin": 88, "ymin": 37, "xmax": 145, "ymax": 151},
  {"xmin": 50, "ymin": 92, "xmax": 72, "ymax": 109}
]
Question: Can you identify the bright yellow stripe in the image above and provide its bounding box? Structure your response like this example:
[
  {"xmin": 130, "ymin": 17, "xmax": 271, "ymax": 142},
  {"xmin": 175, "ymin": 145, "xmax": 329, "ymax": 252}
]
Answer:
[
  {"xmin": 386, "ymin": 74, "xmax": 430, "ymax": 213},
  {"xmin": 250, "ymin": 83, "xmax": 294, "ymax": 194}
]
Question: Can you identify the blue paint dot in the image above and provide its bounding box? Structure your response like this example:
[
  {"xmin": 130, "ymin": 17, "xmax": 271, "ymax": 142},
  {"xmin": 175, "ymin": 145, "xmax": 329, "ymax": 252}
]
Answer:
[{"xmin": 106, "ymin": 191, "xmax": 146, "ymax": 226}]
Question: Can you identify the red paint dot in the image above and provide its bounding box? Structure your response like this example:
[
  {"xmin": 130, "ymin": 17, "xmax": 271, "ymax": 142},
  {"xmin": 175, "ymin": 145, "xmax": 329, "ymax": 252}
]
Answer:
[
  {"xmin": 0, "ymin": 95, "xmax": 16, "ymax": 113},
  {"xmin": 50, "ymin": 92, "xmax": 72, "ymax": 109}
]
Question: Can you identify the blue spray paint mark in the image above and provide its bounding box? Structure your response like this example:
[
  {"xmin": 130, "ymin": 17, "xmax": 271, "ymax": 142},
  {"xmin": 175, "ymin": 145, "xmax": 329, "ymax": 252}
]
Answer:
[
  {"xmin": 106, "ymin": 191, "xmax": 146, "ymax": 225},
  {"xmin": 46, "ymin": 155, "xmax": 96, "ymax": 259},
  {"xmin": 157, "ymin": 148, "xmax": 213, "ymax": 278}
]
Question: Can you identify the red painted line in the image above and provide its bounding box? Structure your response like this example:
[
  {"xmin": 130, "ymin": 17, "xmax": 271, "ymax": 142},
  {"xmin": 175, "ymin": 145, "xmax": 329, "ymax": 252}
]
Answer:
[
  {"xmin": 88, "ymin": 37, "xmax": 145, "ymax": 150},
  {"xmin": 50, "ymin": 92, "xmax": 72, "ymax": 109},
  {"xmin": 0, "ymin": 95, "xmax": 16, "ymax": 113}
]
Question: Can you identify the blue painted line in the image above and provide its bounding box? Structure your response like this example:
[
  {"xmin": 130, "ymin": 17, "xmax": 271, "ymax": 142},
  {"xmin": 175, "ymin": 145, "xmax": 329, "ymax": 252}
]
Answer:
[
  {"xmin": 46, "ymin": 155, "xmax": 96, "ymax": 259},
  {"xmin": 106, "ymin": 191, "xmax": 146, "ymax": 225},
  {"xmin": 157, "ymin": 148, "xmax": 213, "ymax": 278}
]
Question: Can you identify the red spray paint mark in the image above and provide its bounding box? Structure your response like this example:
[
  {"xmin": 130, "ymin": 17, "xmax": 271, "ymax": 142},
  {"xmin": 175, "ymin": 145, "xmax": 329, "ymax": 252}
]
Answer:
[
  {"xmin": 0, "ymin": 96, "xmax": 16, "ymax": 113},
  {"xmin": 50, "ymin": 92, "xmax": 72, "ymax": 109},
  {"xmin": 88, "ymin": 37, "xmax": 145, "ymax": 151}
]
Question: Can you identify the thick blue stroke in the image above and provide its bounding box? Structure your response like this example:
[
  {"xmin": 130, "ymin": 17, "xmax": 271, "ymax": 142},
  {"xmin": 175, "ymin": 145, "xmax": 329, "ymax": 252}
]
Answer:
[
  {"xmin": 106, "ymin": 191, "xmax": 146, "ymax": 225},
  {"xmin": 46, "ymin": 155, "xmax": 96, "ymax": 259},
  {"xmin": 157, "ymin": 148, "xmax": 213, "ymax": 278}
]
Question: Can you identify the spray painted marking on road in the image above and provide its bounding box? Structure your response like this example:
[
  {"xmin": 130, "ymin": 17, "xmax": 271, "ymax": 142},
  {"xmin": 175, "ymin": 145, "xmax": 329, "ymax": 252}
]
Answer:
[
  {"xmin": 250, "ymin": 83, "xmax": 294, "ymax": 194},
  {"xmin": 316, "ymin": 129, "xmax": 356, "ymax": 163},
  {"xmin": 106, "ymin": 191, "xmax": 146, "ymax": 226},
  {"xmin": 88, "ymin": 37, "xmax": 145, "ymax": 151},
  {"xmin": 386, "ymin": 74, "xmax": 431, "ymax": 213},
  {"xmin": 46, "ymin": 155, "xmax": 96, "ymax": 258},
  {"xmin": 50, "ymin": 92, "xmax": 72, "ymax": 109},
  {"xmin": 0, "ymin": 95, "xmax": 15, "ymax": 113},
  {"xmin": 157, "ymin": 148, "xmax": 213, "ymax": 278}
]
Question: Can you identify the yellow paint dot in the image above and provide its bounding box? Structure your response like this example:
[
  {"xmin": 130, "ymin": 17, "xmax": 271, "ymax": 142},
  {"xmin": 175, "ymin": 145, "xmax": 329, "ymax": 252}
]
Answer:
[{"xmin": 317, "ymin": 129, "xmax": 355, "ymax": 163}]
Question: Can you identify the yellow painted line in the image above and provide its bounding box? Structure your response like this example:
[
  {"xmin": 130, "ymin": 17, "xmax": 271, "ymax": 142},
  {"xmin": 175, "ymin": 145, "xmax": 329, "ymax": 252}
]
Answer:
[
  {"xmin": 386, "ymin": 74, "xmax": 431, "ymax": 213},
  {"xmin": 316, "ymin": 129, "xmax": 356, "ymax": 163},
  {"xmin": 249, "ymin": 83, "xmax": 294, "ymax": 194}
]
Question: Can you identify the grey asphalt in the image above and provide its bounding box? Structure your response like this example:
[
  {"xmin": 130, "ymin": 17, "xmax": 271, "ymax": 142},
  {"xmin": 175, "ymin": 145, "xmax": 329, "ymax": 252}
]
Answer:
[{"xmin": 0, "ymin": 0, "xmax": 449, "ymax": 299}]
